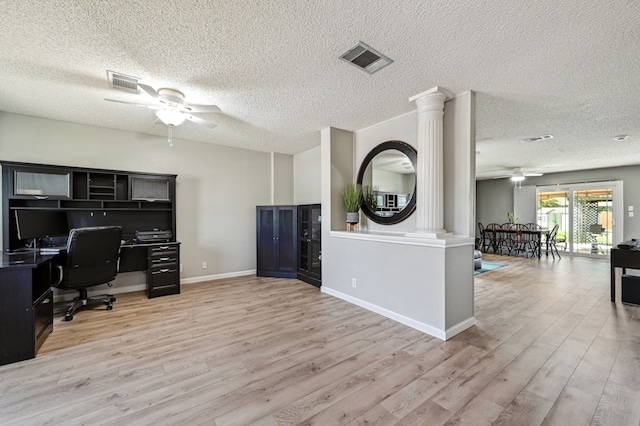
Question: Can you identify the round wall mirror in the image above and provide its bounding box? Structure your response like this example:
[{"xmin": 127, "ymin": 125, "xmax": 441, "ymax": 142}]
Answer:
[{"xmin": 357, "ymin": 140, "xmax": 417, "ymax": 225}]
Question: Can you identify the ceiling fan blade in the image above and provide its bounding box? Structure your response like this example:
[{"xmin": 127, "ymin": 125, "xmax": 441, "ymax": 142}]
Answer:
[
  {"xmin": 181, "ymin": 104, "xmax": 222, "ymax": 113},
  {"xmin": 525, "ymin": 172, "xmax": 543, "ymax": 177},
  {"xmin": 105, "ymin": 98, "xmax": 156, "ymax": 108},
  {"xmin": 138, "ymin": 83, "xmax": 160, "ymax": 100},
  {"xmin": 184, "ymin": 113, "xmax": 217, "ymax": 129}
]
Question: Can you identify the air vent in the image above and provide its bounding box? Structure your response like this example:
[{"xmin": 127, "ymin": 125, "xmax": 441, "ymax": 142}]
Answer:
[
  {"xmin": 519, "ymin": 134, "xmax": 554, "ymax": 143},
  {"xmin": 340, "ymin": 42, "xmax": 393, "ymax": 74},
  {"xmin": 107, "ymin": 70, "xmax": 139, "ymax": 93}
]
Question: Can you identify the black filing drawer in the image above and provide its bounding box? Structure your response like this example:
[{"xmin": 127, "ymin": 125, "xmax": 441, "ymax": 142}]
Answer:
[
  {"xmin": 34, "ymin": 289, "xmax": 54, "ymax": 353},
  {"xmin": 146, "ymin": 243, "xmax": 180, "ymax": 298},
  {"xmin": 622, "ymin": 274, "xmax": 640, "ymax": 306}
]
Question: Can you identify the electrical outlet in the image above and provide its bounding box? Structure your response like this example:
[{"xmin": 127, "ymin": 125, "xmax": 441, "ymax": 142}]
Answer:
[
  {"xmin": 180, "ymin": 263, "xmax": 183, "ymax": 272},
  {"xmin": 352, "ymin": 278, "xmax": 357, "ymax": 288},
  {"xmin": 202, "ymin": 261, "xmax": 207, "ymax": 269}
]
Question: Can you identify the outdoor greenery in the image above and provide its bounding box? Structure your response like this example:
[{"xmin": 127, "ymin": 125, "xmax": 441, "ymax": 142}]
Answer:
[
  {"xmin": 538, "ymin": 198, "xmax": 561, "ymax": 208},
  {"xmin": 342, "ymin": 183, "xmax": 362, "ymax": 213}
]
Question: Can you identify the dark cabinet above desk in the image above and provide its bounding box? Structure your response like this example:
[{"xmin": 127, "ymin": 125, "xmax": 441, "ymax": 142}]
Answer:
[{"xmin": 1, "ymin": 161, "xmax": 177, "ymax": 251}]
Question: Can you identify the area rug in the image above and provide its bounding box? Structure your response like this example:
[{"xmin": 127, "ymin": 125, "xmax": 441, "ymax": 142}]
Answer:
[{"xmin": 474, "ymin": 261, "xmax": 507, "ymax": 275}]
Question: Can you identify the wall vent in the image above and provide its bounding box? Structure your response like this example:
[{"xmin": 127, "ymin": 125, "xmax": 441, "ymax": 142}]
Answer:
[
  {"xmin": 519, "ymin": 134, "xmax": 554, "ymax": 143},
  {"xmin": 339, "ymin": 42, "xmax": 393, "ymax": 74},
  {"xmin": 107, "ymin": 70, "xmax": 139, "ymax": 93}
]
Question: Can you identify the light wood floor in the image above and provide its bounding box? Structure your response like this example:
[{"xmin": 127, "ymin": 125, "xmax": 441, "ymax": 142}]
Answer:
[{"xmin": 1, "ymin": 254, "xmax": 639, "ymax": 425}]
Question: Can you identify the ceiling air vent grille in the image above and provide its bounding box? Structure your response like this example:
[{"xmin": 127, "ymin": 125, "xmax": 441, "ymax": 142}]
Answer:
[
  {"xmin": 107, "ymin": 70, "xmax": 139, "ymax": 93},
  {"xmin": 519, "ymin": 134, "xmax": 554, "ymax": 143},
  {"xmin": 340, "ymin": 42, "xmax": 393, "ymax": 74}
]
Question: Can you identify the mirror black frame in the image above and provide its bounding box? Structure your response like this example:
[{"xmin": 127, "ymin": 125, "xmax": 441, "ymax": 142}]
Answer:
[{"xmin": 357, "ymin": 140, "xmax": 417, "ymax": 225}]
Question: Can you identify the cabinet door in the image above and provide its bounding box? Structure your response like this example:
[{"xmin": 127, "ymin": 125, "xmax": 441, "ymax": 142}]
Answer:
[
  {"xmin": 257, "ymin": 206, "xmax": 297, "ymax": 277},
  {"xmin": 257, "ymin": 207, "xmax": 277, "ymax": 272},
  {"xmin": 297, "ymin": 204, "xmax": 321, "ymax": 286},
  {"xmin": 276, "ymin": 207, "xmax": 296, "ymax": 273},
  {"xmin": 130, "ymin": 175, "xmax": 173, "ymax": 201},
  {"xmin": 13, "ymin": 168, "xmax": 71, "ymax": 199}
]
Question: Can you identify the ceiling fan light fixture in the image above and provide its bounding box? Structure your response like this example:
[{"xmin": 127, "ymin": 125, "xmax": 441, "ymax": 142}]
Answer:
[
  {"xmin": 511, "ymin": 174, "xmax": 525, "ymax": 182},
  {"xmin": 156, "ymin": 107, "xmax": 186, "ymax": 126}
]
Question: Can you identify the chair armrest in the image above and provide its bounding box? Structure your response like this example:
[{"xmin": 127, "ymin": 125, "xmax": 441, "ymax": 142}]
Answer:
[{"xmin": 52, "ymin": 264, "xmax": 64, "ymax": 287}]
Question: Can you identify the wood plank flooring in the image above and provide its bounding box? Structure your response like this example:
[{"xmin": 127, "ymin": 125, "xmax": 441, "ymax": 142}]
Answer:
[{"xmin": 1, "ymin": 254, "xmax": 639, "ymax": 425}]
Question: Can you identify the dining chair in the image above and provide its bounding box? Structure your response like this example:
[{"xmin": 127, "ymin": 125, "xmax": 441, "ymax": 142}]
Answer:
[
  {"xmin": 483, "ymin": 223, "xmax": 501, "ymax": 254},
  {"xmin": 509, "ymin": 223, "xmax": 535, "ymax": 257},
  {"xmin": 477, "ymin": 222, "xmax": 485, "ymax": 251},
  {"xmin": 547, "ymin": 223, "xmax": 562, "ymax": 259}
]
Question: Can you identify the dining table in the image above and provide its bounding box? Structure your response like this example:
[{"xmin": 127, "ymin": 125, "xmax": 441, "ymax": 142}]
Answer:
[{"xmin": 481, "ymin": 226, "xmax": 550, "ymax": 258}]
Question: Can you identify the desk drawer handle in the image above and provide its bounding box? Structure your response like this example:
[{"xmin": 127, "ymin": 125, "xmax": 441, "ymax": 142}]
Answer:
[
  {"xmin": 152, "ymin": 268, "xmax": 175, "ymax": 275},
  {"xmin": 158, "ymin": 246, "xmax": 170, "ymax": 250},
  {"xmin": 35, "ymin": 196, "xmax": 49, "ymax": 200}
]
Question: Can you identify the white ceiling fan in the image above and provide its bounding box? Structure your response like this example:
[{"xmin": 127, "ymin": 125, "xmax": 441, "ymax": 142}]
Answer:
[
  {"xmin": 105, "ymin": 83, "xmax": 221, "ymax": 145},
  {"xmin": 493, "ymin": 167, "xmax": 544, "ymax": 181}
]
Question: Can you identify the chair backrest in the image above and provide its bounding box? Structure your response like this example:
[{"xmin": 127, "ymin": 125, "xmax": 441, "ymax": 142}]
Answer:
[
  {"xmin": 62, "ymin": 226, "xmax": 123, "ymax": 289},
  {"xmin": 548, "ymin": 223, "xmax": 559, "ymax": 241}
]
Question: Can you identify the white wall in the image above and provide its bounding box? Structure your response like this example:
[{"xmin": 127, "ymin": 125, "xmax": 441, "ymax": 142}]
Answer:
[
  {"xmin": 0, "ymin": 112, "xmax": 289, "ymax": 291},
  {"xmin": 443, "ymin": 91, "xmax": 476, "ymax": 237},
  {"xmin": 321, "ymin": 90, "xmax": 476, "ymax": 340},
  {"xmin": 354, "ymin": 111, "xmax": 418, "ymax": 232},
  {"xmin": 293, "ymin": 145, "xmax": 321, "ymax": 205},
  {"xmin": 273, "ymin": 152, "xmax": 294, "ymax": 205}
]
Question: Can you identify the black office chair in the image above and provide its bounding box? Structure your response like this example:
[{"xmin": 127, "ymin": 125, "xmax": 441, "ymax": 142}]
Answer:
[{"xmin": 54, "ymin": 226, "xmax": 122, "ymax": 321}]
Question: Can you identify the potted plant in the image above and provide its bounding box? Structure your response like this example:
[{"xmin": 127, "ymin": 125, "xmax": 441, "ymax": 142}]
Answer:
[
  {"xmin": 362, "ymin": 185, "xmax": 377, "ymax": 212},
  {"xmin": 342, "ymin": 183, "xmax": 362, "ymax": 224}
]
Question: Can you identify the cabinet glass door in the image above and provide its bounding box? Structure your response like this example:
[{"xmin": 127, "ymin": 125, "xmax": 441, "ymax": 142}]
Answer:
[
  {"xmin": 277, "ymin": 208, "xmax": 296, "ymax": 271},
  {"xmin": 14, "ymin": 170, "xmax": 71, "ymax": 198}
]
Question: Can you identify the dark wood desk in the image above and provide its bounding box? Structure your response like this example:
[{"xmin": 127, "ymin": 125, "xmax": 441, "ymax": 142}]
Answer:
[
  {"xmin": 610, "ymin": 248, "xmax": 640, "ymax": 302},
  {"xmin": 0, "ymin": 251, "xmax": 56, "ymax": 365}
]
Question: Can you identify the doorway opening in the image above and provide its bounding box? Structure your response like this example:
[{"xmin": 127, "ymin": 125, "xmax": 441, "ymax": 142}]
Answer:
[{"xmin": 536, "ymin": 181, "xmax": 623, "ymax": 257}]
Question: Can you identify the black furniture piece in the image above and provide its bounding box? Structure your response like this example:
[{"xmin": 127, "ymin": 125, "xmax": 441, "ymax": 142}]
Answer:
[
  {"xmin": 54, "ymin": 226, "xmax": 123, "ymax": 321},
  {"xmin": 622, "ymin": 274, "xmax": 640, "ymax": 305},
  {"xmin": 1, "ymin": 161, "xmax": 176, "ymax": 251},
  {"xmin": 145, "ymin": 242, "xmax": 181, "ymax": 298},
  {"xmin": 0, "ymin": 251, "xmax": 56, "ymax": 365},
  {"xmin": 1, "ymin": 161, "xmax": 180, "ymax": 299},
  {"xmin": 297, "ymin": 204, "xmax": 321, "ymax": 287},
  {"xmin": 256, "ymin": 205, "xmax": 297, "ymax": 278},
  {"xmin": 610, "ymin": 246, "xmax": 640, "ymax": 302}
]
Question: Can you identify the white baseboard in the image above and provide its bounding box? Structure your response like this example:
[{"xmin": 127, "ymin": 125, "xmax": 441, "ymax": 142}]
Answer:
[
  {"xmin": 53, "ymin": 270, "xmax": 257, "ymax": 302},
  {"xmin": 445, "ymin": 317, "xmax": 476, "ymax": 340},
  {"xmin": 321, "ymin": 287, "xmax": 475, "ymax": 341},
  {"xmin": 180, "ymin": 269, "xmax": 256, "ymax": 285}
]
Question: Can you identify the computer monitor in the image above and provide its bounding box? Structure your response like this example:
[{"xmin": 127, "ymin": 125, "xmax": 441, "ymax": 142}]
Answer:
[{"xmin": 15, "ymin": 210, "xmax": 69, "ymax": 241}]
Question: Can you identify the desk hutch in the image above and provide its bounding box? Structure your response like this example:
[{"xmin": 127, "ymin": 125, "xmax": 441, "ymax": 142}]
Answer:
[{"xmin": 0, "ymin": 161, "xmax": 180, "ymax": 364}]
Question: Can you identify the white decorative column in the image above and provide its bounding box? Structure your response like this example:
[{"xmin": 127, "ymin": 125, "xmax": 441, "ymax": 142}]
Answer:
[{"xmin": 406, "ymin": 86, "xmax": 453, "ymax": 239}]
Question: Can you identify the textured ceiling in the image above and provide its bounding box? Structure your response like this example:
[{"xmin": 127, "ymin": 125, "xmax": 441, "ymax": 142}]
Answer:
[{"xmin": 1, "ymin": 1, "xmax": 639, "ymax": 179}]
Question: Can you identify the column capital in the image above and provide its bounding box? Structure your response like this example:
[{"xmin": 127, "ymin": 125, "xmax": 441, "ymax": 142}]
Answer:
[{"xmin": 409, "ymin": 86, "xmax": 453, "ymax": 105}]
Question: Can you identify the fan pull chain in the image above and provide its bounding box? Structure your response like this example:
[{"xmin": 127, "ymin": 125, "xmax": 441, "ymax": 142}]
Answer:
[{"xmin": 168, "ymin": 124, "xmax": 174, "ymax": 147}]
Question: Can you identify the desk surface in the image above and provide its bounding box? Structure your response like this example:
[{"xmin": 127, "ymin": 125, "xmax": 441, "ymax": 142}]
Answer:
[
  {"xmin": 0, "ymin": 251, "xmax": 57, "ymax": 269},
  {"xmin": 2, "ymin": 241, "xmax": 180, "ymax": 270}
]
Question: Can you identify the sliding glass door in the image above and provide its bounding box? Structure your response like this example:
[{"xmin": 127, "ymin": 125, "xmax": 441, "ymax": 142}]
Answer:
[{"xmin": 537, "ymin": 181, "xmax": 622, "ymax": 257}]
